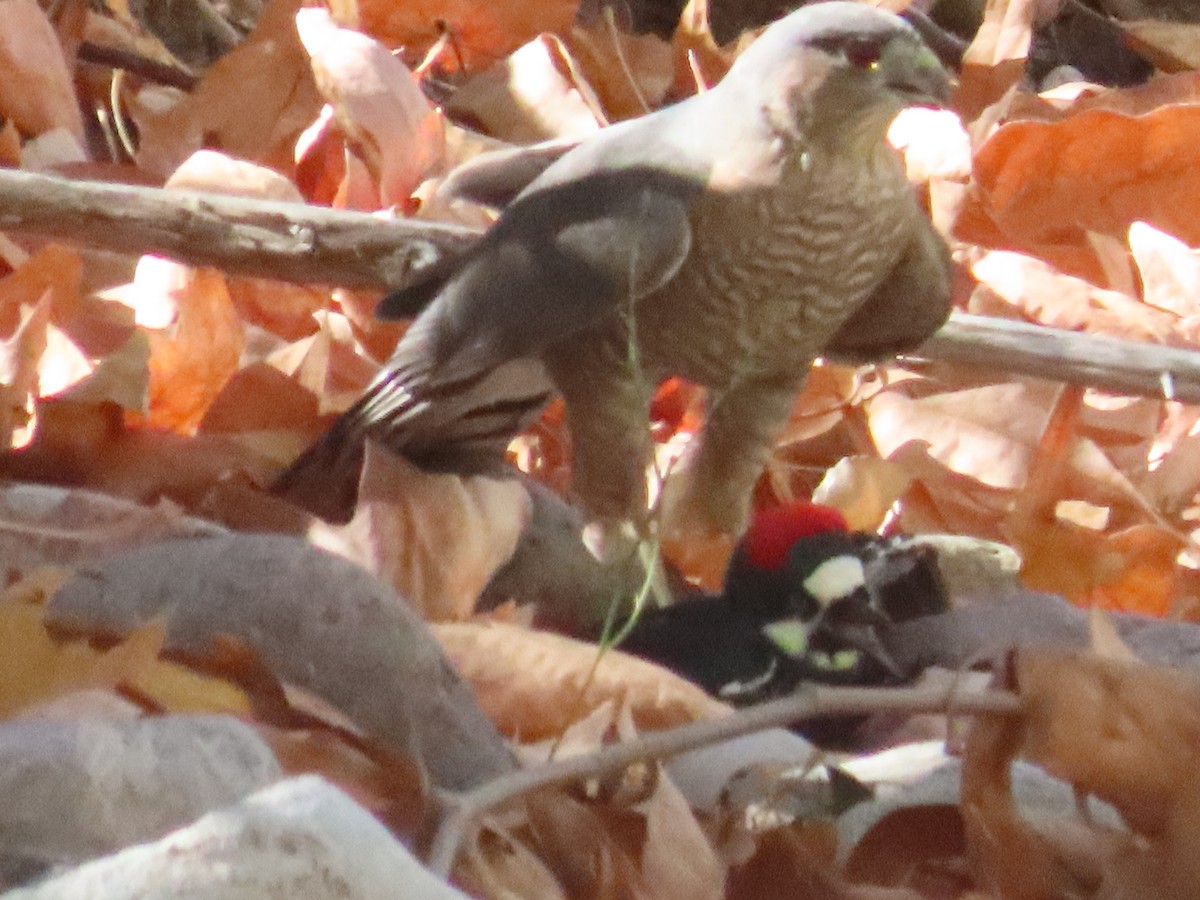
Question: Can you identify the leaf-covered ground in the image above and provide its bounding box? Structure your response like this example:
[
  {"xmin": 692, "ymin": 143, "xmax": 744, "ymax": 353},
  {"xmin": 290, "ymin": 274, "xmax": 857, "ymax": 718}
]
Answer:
[{"xmin": 3, "ymin": 0, "xmax": 1200, "ymax": 896}]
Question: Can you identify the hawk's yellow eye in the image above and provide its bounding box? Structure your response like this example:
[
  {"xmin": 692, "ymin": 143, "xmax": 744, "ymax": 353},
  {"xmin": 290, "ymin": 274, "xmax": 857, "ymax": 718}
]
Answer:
[{"xmin": 846, "ymin": 40, "xmax": 884, "ymax": 70}]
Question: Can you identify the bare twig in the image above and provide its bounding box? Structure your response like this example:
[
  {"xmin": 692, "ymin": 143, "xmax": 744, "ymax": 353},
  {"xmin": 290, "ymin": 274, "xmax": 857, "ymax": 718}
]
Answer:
[
  {"xmin": 911, "ymin": 313, "xmax": 1200, "ymax": 403},
  {"xmin": 78, "ymin": 42, "xmax": 199, "ymax": 90},
  {"xmin": 0, "ymin": 168, "xmax": 477, "ymax": 289},
  {"xmin": 425, "ymin": 682, "xmax": 1020, "ymax": 877}
]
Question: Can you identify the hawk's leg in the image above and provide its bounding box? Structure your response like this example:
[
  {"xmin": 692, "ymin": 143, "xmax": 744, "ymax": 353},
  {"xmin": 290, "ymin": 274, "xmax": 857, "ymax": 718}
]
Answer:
[
  {"xmin": 672, "ymin": 371, "xmax": 807, "ymax": 537},
  {"xmin": 546, "ymin": 334, "xmax": 656, "ymax": 529}
]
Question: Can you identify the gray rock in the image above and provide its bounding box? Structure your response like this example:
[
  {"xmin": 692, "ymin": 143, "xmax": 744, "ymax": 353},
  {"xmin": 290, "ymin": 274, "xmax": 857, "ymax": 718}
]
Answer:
[
  {"xmin": 5, "ymin": 776, "xmax": 468, "ymax": 900},
  {"xmin": 47, "ymin": 533, "xmax": 515, "ymax": 790},
  {"xmin": 0, "ymin": 716, "xmax": 280, "ymax": 889}
]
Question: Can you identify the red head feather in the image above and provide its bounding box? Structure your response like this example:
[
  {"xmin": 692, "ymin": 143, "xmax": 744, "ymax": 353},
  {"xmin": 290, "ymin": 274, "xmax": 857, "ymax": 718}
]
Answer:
[{"xmin": 742, "ymin": 501, "xmax": 850, "ymax": 571}]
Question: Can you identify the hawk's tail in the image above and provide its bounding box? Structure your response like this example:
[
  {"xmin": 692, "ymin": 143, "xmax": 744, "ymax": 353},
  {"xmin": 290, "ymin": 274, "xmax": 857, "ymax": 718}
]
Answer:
[{"xmin": 271, "ymin": 328, "xmax": 554, "ymax": 523}]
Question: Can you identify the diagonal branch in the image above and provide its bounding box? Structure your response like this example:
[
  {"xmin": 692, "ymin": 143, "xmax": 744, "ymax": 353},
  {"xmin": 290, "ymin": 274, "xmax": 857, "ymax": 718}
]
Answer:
[{"xmin": 425, "ymin": 682, "xmax": 1021, "ymax": 877}]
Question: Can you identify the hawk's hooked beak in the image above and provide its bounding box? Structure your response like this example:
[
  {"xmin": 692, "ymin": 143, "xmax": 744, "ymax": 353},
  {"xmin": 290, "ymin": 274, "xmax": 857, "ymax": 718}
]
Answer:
[{"xmin": 883, "ymin": 41, "xmax": 955, "ymax": 108}]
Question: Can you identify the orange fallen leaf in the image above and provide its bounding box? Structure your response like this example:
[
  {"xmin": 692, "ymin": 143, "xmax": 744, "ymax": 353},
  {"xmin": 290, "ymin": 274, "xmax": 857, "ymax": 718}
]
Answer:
[
  {"xmin": 356, "ymin": 0, "xmax": 579, "ymax": 72},
  {"xmin": 964, "ymin": 650, "xmax": 1200, "ymax": 898},
  {"xmin": 139, "ymin": 265, "xmax": 245, "ymax": 433},
  {"xmin": 961, "ymin": 106, "xmax": 1200, "ymax": 285}
]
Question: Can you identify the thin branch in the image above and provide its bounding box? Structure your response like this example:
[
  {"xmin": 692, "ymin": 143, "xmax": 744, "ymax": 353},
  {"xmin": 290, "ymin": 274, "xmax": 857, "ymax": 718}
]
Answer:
[
  {"xmin": 0, "ymin": 168, "xmax": 478, "ymax": 289},
  {"xmin": 912, "ymin": 313, "xmax": 1200, "ymax": 404},
  {"xmin": 425, "ymin": 683, "xmax": 1020, "ymax": 877},
  {"xmin": 78, "ymin": 42, "xmax": 199, "ymax": 91}
]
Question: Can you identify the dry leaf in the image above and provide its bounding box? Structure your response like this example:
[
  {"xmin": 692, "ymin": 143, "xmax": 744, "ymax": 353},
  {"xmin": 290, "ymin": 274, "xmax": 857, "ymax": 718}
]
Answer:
[
  {"xmin": 964, "ymin": 650, "xmax": 1200, "ymax": 898},
  {"xmin": 565, "ymin": 22, "xmax": 674, "ymax": 122},
  {"xmin": 0, "ymin": 0, "xmax": 84, "ymax": 139},
  {"xmin": 1122, "ymin": 20, "xmax": 1200, "ymax": 72},
  {"xmin": 355, "ymin": 0, "xmax": 579, "ymax": 72},
  {"xmin": 961, "ymin": 106, "xmax": 1200, "ymax": 285},
  {"xmin": 638, "ymin": 770, "xmax": 726, "ymax": 900},
  {"xmin": 865, "ymin": 388, "xmax": 1037, "ymax": 492},
  {"xmin": 140, "ymin": 266, "xmax": 245, "ymax": 433},
  {"xmin": 1128, "ymin": 220, "xmax": 1200, "ymax": 319},
  {"xmin": 0, "ymin": 571, "xmax": 164, "ymax": 718},
  {"xmin": 314, "ymin": 443, "xmax": 529, "ymax": 620},
  {"xmin": 131, "ymin": 0, "xmax": 321, "ymax": 178},
  {"xmin": 434, "ymin": 619, "xmax": 730, "ymax": 740},
  {"xmin": 446, "ymin": 35, "xmax": 604, "ymax": 143},
  {"xmin": 812, "ymin": 455, "xmax": 913, "ymax": 532},
  {"xmin": 296, "ymin": 8, "xmax": 445, "ymax": 209},
  {"xmin": 971, "ymin": 250, "xmax": 1182, "ymax": 343},
  {"xmin": 524, "ymin": 790, "xmax": 651, "ymax": 899}
]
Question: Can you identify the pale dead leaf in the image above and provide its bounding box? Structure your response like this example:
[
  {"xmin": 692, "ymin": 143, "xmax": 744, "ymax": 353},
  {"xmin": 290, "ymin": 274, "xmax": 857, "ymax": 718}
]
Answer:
[
  {"xmin": 516, "ymin": 697, "xmax": 619, "ymax": 766},
  {"xmin": 166, "ymin": 149, "xmax": 305, "ymax": 201},
  {"xmin": 19, "ymin": 127, "xmax": 87, "ymax": 169},
  {"xmin": 62, "ymin": 330, "xmax": 150, "ymax": 412},
  {"xmin": 865, "ymin": 389, "xmax": 1035, "ymax": 491},
  {"xmin": 1128, "ymin": 220, "xmax": 1200, "ymax": 319},
  {"xmin": 130, "ymin": 0, "xmax": 322, "ymax": 179},
  {"xmin": 433, "ymin": 620, "xmax": 730, "ymax": 740},
  {"xmin": 0, "ymin": 286, "xmax": 50, "ymax": 397},
  {"xmin": 1060, "ymin": 70, "xmax": 1200, "ymax": 120},
  {"xmin": 266, "ymin": 311, "xmax": 378, "ymax": 413},
  {"xmin": 313, "ymin": 443, "xmax": 529, "ymax": 620},
  {"xmin": 446, "ymin": 35, "xmax": 605, "ymax": 143},
  {"xmin": 972, "ymin": 250, "xmax": 1182, "ymax": 343},
  {"xmin": 0, "ymin": 0, "xmax": 84, "ymax": 138},
  {"xmin": 963, "ymin": 0, "xmax": 1036, "ymax": 66},
  {"xmin": 955, "ymin": 0, "xmax": 1036, "ymax": 121},
  {"xmin": 638, "ymin": 770, "xmax": 725, "ymax": 900},
  {"xmin": 1088, "ymin": 607, "xmax": 1136, "ymax": 661},
  {"xmin": 1064, "ymin": 436, "xmax": 1166, "ymax": 521},
  {"xmin": 1122, "ymin": 19, "xmax": 1200, "ymax": 72},
  {"xmin": 812, "ymin": 455, "xmax": 913, "ymax": 532},
  {"xmin": 296, "ymin": 8, "xmax": 445, "ymax": 208},
  {"xmin": 1142, "ymin": 430, "xmax": 1200, "ymax": 516},
  {"xmin": 775, "ymin": 363, "xmax": 865, "ymax": 448},
  {"xmin": 38, "ymin": 324, "xmax": 92, "ymax": 402}
]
